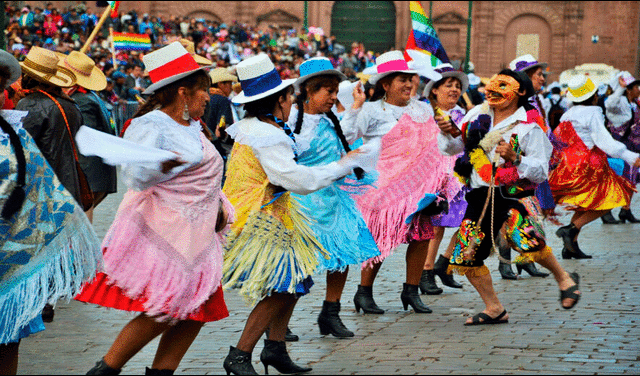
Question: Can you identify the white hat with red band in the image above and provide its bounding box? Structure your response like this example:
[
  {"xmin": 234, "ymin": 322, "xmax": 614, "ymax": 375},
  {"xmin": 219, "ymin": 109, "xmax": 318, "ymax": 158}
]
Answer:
[
  {"xmin": 142, "ymin": 41, "xmax": 214, "ymax": 95},
  {"xmin": 369, "ymin": 50, "xmax": 417, "ymax": 85}
]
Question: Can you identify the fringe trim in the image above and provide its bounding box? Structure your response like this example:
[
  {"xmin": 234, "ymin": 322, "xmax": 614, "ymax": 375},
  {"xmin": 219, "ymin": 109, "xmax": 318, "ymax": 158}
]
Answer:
[
  {"xmin": 222, "ymin": 210, "xmax": 326, "ymax": 306},
  {"xmin": 0, "ymin": 209, "xmax": 101, "ymax": 343},
  {"xmin": 447, "ymin": 264, "xmax": 490, "ymax": 277},
  {"xmin": 513, "ymin": 245, "xmax": 553, "ymax": 264}
]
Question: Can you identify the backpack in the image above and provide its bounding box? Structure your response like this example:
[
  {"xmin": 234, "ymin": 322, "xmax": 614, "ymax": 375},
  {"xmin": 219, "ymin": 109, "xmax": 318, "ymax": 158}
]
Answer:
[{"xmin": 547, "ymin": 97, "xmax": 565, "ymax": 131}]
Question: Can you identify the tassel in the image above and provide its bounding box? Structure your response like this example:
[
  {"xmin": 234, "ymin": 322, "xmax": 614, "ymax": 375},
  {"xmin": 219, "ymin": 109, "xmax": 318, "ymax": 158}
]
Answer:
[{"xmin": 1, "ymin": 186, "xmax": 26, "ymax": 220}]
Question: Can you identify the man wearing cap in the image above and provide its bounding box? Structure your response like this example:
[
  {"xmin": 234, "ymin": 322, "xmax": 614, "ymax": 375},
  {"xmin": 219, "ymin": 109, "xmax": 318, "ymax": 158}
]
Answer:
[{"xmin": 205, "ymin": 67, "xmax": 240, "ymax": 166}]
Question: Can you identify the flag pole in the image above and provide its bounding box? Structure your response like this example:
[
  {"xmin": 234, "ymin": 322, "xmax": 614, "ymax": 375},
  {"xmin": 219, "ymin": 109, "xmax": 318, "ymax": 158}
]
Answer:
[
  {"xmin": 463, "ymin": 1, "xmax": 472, "ymax": 73},
  {"xmin": 109, "ymin": 27, "xmax": 117, "ymax": 70},
  {"xmin": 81, "ymin": 6, "xmax": 111, "ymax": 54}
]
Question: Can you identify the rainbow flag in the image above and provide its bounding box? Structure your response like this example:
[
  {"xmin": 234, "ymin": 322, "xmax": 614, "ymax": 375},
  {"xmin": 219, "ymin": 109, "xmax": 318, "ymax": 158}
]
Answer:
[
  {"xmin": 108, "ymin": 1, "xmax": 120, "ymax": 18},
  {"xmin": 404, "ymin": 1, "xmax": 449, "ymax": 67},
  {"xmin": 113, "ymin": 32, "xmax": 151, "ymax": 51}
]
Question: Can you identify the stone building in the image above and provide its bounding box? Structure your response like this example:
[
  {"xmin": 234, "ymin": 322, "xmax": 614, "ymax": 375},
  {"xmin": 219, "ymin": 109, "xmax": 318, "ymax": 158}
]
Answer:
[{"xmin": 37, "ymin": 1, "xmax": 640, "ymax": 81}]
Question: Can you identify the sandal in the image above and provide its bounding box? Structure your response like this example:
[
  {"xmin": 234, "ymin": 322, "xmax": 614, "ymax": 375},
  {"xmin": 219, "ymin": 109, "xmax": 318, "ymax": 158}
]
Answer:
[
  {"xmin": 464, "ymin": 309, "xmax": 508, "ymax": 326},
  {"xmin": 560, "ymin": 272, "xmax": 581, "ymax": 310}
]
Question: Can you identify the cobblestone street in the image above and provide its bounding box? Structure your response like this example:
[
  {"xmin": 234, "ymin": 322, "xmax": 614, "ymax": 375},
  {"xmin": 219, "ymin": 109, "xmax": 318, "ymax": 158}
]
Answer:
[{"xmin": 17, "ymin": 172, "xmax": 640, "ymax": 375}]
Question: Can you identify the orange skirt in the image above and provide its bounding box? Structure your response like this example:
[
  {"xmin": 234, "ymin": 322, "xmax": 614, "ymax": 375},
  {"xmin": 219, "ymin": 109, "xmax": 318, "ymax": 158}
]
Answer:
[{"xmin": 549, "ymin": 122, "xmax": 636, "ymax": 211}]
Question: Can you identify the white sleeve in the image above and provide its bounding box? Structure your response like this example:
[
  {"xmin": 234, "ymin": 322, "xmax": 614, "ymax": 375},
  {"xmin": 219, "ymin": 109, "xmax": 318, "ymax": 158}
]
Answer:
[
  {"xmin": 340, "ymin": 106, "xmax": 368, "ymax": 144},
  {"xmin": 605, "ymin": 87, "xmax": 632, "ymax": 127},
  {"xmin": 518, "ymin": 126, "xmax": 552, "ymax": 184},
  {"xmin": 437, "ymin": 132, "xmax": 464, "ymax": 156},
  {"xmin": 253, "ymin": 141, "xmax": 354, "ymax": 195},
  {"xmin": 589, "ymin": 110, "xmax": 639, "ymax": 165}
]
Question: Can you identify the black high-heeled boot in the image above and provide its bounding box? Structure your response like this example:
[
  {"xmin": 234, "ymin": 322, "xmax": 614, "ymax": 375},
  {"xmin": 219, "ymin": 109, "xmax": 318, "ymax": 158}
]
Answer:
[
  {"xmin": 260, "ymin": 339, "xmax": 312, "ymax": 375},
  {"xmin": 619, "ymin": 208, "xmax": 640, "ymax": 223},
  {"xmin": 516, "ymin": 262, "xmax": 549, "ymax": 277},
  {"xmin": 317, "ymin": 300, "xmax": 354, "ymax": 338},
  {"xmin": 433, "ymin": 255, "xmax": 462, "ymax": 288},
  {"xmin": 601, "ymin": 211, "xmax": 621, "ymax": 224},
  {"xmin": 499, "ymin": 262, "xmax": 519, "ymax": 280},
  {"xmin": 145, "ymin": 368, "xmax": 174, "ymax": 375},
  {"xmin": 400, "ymin": 283, "xmax": 432, "ymax": 313},
  {"xmin": 556, "ymin": 223, "xmax": 580, "ymax": 253},
  {"xmin": 498, "ymin": 239, "xmax": 518, "ymax": 280},
  {"xmin": 265, "ymin": 326, "xmax": 299, "ymax": 342},
  {"xmin": 353, "ymin": 285, "xmax": 384, "ymax": 314},
  {"xmin": 419, "ymin": 270, "xmax": 443, "ymax": 295},
  {"xmin": 223, "ymin": 346, "xmax": 257, "ymax": 375},
  {"xmin": 86, "ymin": 359, "xmax": 121, "ymax": 375}
]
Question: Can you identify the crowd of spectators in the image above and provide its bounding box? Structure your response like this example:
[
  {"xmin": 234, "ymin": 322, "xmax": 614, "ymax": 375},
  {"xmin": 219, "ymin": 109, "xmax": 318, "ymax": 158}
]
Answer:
[{"xmin": 5, "ymin": 2, "xmax": 382, "ymax": 104}]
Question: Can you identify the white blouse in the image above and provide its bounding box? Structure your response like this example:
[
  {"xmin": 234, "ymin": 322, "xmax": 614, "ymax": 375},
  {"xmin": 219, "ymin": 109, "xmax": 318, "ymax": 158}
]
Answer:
[
  {"xmin": 560, "ymin": 105, "xmax": 639, "ymax": 165},
  {"xmin": 438, "ymin": 105, "xmax": 552, "ymax": 189},
  {"xmin": 122, "ymin": 110, "xmax": 204, "ymax": 191},
  {"xmin": 605, "ymin": 87, "xmax": 634, "ymax": 128}
]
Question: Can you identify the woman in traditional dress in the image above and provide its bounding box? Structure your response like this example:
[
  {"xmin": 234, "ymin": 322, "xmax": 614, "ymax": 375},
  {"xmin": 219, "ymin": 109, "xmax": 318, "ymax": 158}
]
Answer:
[
  {"xmin": 76, "ymin": 42, "xmax": 232, "ymax": 375},
  {"xmin": 221, "ymin": 54, "xmax": 367, "ymax": 375},
  {"xmin": 551, "ymin": 75, "xmax": 639, "ymax": 259},
  {"xmin": 0, "ymin": 49, "xmax": 101, "ymax": 374},
  {"xmin": 438, "ymin": 69, "xmax": 580, "ymax": 325},
  {"xmin": 287, "ymin": 57, "xmax": 379, "ymax": 338}
]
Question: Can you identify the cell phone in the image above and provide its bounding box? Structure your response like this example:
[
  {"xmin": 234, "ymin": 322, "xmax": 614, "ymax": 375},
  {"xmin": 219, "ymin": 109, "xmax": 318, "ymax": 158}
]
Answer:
[{"xmin": 435, "ymin": 107, "xmax": 461, "ymax": 137}]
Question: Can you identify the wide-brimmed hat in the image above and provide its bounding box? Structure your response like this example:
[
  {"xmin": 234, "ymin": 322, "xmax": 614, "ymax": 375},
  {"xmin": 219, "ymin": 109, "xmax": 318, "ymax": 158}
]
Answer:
[
  {"xmin": 20, "ymin": 46, "xmax": 76, "ymax": 88},
  {"xmin": 142, "ymin": 41, "xmax": 214, "ymax": 95},
  {"xmin": 232, "ymin": 54, "xmax": 296, "ymax": 104},
  {"xmin": 566, "ymin": 75, "xmax": 598, "ymax": 103},
  {"xmin": 209, "ymin": 67, "xmax": 238, "ymax": 85},
  {"xmin": 621, "ymin": 72, "xmax": 640, "ymax": 89},
  {"xmin": 179, "ymin": 38, "xmax": 213, "ymax": 66},
  {"xmin": 369, "ymin": 50, "xmax": 417, "ymax": 85},
  {"xmin": 56, "ymin": 50, "xmax": 106, "ymax": 91},
  {"xmin": 423, "ymin": 63, "xmax": 469, "ymax": 98},
  {"xmin": 0, "ymin": 49, "xmax": 22, "ymax": 89},
  {"xmin": 509, "ymin": 54, "xmax": 547, "ymax": 73},
  {"xmin": 294, "ymin": 57, "xmax": 347, "ymax": 92}
]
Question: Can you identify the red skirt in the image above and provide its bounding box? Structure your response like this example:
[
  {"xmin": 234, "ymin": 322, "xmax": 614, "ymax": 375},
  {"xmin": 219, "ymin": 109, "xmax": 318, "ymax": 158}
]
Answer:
[{"xmin": 75, "ymin": 272, "xmax": 229, "ymax": 322}]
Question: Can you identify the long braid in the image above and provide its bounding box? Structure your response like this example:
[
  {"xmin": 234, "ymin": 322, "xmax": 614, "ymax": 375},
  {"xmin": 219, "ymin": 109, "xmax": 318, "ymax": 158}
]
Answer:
[
  {"xmin": 325, "ymin": 110, "xmax": 364, "ymax": 180},
  {"xmin": 0, "ymin": 115, "xmax": 27, "ymax": 219},
  {"xmin": 294, "ymin": 94, "xmax": 305, "ymax": 134}
]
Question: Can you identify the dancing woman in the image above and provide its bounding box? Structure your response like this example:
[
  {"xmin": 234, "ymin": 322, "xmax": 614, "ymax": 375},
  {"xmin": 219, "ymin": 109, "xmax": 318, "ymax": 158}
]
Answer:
[
  {"xmin": 287, "ymin": 57, "xmax": 380, "ymax": 338},
  {"xmin": 221, "ymin": 54, "xmax": 365, "ymax": 375},
  {"xmin": 77, "ymin": 42, "xmax": 232, "ymax": 375},
  {"xmin": 438, "ymin": 70, "xmax": 581, "ymax": 325}
]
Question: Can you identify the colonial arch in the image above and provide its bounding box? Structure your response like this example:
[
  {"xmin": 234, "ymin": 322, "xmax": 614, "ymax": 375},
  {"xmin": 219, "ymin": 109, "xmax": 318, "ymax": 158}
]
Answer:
[
  {"xmin": 503, "ymin": 14, "xmax": 552, "ymax": 68},
  {"xmin": 256, "ymin": 9, "xmax": 301, "ymax": 30},
  {"xmin": 186, "ymin": 10, "xmax": 222, "ymax": 23},
  {"xmin": 330, "ymin": 1, "xmax": 397, "ymax": 54}
]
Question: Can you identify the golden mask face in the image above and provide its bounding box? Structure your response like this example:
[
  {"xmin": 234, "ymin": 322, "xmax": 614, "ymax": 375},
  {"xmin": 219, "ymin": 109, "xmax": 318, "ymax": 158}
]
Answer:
[{"xmin": 485, "ymin": 75, "xmax": 520, "ymax": 107}]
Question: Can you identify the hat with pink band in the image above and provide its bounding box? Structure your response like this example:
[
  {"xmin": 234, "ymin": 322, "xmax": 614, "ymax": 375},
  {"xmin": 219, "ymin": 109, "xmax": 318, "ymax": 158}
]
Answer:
[{"xmin": 369, "ymin": 50, "xmax": 417, "ymax": 85}]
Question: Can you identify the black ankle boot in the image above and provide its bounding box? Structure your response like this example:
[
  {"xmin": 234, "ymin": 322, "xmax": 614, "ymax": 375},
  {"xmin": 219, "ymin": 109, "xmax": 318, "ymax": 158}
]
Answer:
[
  {"xmin": 400, "ymin": 283, "xmax": 432, "ymax": 313},
  {"xmin": 619, "ymin": 208, "xmax": 640, "ymax": 223},
  {"xmin": 42, "ymin": 303, "xmax": 54, "ymax": 323},
  {"xmin": 318, "ymin": 300, "xmax": 354, "ymax": 338},
  {"xmin": 86, "ymin": 359, "xmax": 121, "ymax": 375},
  {"xmin": 499, "ymin": 262, "xmax": 518, "ymax": 280},
  {"xmin": 223, "ymin": 346, "xmax": 257, "ymax": 375},
  {"xmin": 517, "ymin": 262, "xmax": 549, "ymax": 277},
  {"xmin": 555, "ymin": 224, "xmax": 580, "ymax": 253},
  {"xmin": 561, "ymin": 245, "xmax": 592, "ymax": 259},
  {"xmin": 260, "ymin": 339, "xmax": 312, "ymax": 375},
  {"xmin": 433, "ymin": 255, "xmax": 462, "ymax": 288},
  {"xmin": 601, "ymin": 211, "xmax": 621, "ymax": 224},
  {"xmin": 419, "ymin": 270, "xmax": 443, "ymax": 295},
  {"xmin": 498, "ymin": 240, "xmax": 518, "ymax": 280},
  {"xmin": 353, "ymin": 285, "xmax": 384, "ymax": 314},
  {"xmin": 265, "ymin": 326, "xmax": 299, "ymax": 342},
  {"xmin": 145, "ymin": 368, "xmax": 174, "ymax": 375}
]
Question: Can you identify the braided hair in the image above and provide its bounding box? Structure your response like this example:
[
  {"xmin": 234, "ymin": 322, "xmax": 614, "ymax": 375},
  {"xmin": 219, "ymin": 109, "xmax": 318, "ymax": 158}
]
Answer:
[{"xmin": 0, "ymin": 115, "xmax": 27, "ymax": 220}]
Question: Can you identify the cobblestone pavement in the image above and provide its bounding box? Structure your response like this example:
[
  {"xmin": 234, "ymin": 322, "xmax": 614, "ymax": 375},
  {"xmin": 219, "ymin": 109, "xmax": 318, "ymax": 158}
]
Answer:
[{"xmin": 17, "ymin": 172, "xmax": 640, "ymax": 375}]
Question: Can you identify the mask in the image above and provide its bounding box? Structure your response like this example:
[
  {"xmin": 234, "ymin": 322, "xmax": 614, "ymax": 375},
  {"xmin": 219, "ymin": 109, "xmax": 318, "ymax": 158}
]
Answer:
[{"xmin": 486, "ymin": 74, "xmax": 520, "ymax": 107}]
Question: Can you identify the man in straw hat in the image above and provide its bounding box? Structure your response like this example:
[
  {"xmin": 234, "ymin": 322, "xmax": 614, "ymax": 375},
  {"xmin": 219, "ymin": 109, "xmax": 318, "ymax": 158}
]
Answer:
[
  {"xmin": 58, "ymin": 50, "xmax": 117, "ymax": 223},
  {"xmin": 204, "ymin": 67, "xmax": 239, "ymax": 167}
]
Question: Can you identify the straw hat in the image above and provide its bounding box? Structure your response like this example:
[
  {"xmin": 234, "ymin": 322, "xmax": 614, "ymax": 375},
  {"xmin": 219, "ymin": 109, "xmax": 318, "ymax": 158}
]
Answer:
[
  {"xmin": 0, "ymin": 49, "xmax": 22, "ymax": 89},
  {"xmin": 56, "ymin": 51, "xmax": 106, "ymax": 91},
  {"xmin": 368, "ymin": 50, "xmax": 416, "ymax": 85},
  {"xmin": 423, "ymin": 63, "xmax": 469, "ymax": 98},
  {"xmin": 209, "ymin": 67, "xmax": 238, "ymax": 85},
  {"xmin": 142, "ymin": 41, "xmax": 214, "ymax": 95},
  {"xmin": 294, "ymin": 57, "xmax": 347, "ymax": 92},
  {"xmin": 20, "ymin": 46, "xmax": 76, "ymax": 88},
  {"xmin": 509, "ymin": 54, "xmax": 547, "ymax": 73},
  {"xmin": 179, "ymin": 38, "xmax": 213, "ymax": 66},
  {"xmin": 565, "ymin": 75, "xmax": 598, "ymax": 103},
  {"xmin": 232, "ymin": 53, "xmax": 296, "ymax": 104}
]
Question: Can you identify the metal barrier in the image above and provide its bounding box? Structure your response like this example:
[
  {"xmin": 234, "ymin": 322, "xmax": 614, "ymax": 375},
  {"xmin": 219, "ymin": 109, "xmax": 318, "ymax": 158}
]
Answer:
[{"xmin": 110, "ymin": 101, "xmax": 140, "ymax": 135}]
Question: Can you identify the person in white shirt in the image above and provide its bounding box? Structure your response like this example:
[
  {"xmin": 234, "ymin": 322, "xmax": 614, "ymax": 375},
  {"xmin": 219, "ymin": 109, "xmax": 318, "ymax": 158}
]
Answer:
[
  {"xmin": 437, "ymin": 69, "xmax": 581, "ymax": 325},
  {"xmin": 550, "ymin": 75, "xmax": 640, "ymax": 259}
]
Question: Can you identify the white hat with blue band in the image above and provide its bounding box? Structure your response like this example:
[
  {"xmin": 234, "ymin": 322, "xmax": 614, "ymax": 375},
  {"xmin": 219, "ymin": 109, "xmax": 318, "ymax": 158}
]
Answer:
[{"xmin": 232, "ymin": 53, "xmax": 297, "ymax": 104}]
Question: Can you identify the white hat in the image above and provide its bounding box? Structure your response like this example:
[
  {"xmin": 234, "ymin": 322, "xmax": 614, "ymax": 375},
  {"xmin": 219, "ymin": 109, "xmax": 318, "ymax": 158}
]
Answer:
[
  {"xmin": 509, "ymin": 54, "xmax": 547, "ymax": 73},
  {"xmin": 369, "ymin": 50, "xmax": 416, "ymax": 85},
  {"xmin": 565, "ymin": 75, "xmax": 598, "ymax": 103},
  {"xmin": 405, "ymin": 49, "xmax": 442, "ymax": 82},
  {"xmin": 294, "ymin": 57, "xmax": 347, "ymax": 92},
  {"xmin": 467, "ymin": 73, "xmax": 481, "ymax": 86},
  {"xmin": 337, "ymin": 80, "xmax": 359, "ymax": 109},
  {"xmin": 423, "ymin": 63, "xmax": 469, "ymax": 98},
  {"xmin": 232, "ymin": 54, "xmax": 296, "ymax": 104},
  {"xmin": 142, "ymin": 41, "xmax": 214, "ymax": 95}
]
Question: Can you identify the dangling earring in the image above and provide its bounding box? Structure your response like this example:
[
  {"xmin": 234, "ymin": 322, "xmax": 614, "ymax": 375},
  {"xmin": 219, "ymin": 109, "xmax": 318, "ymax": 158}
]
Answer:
[{"xmin": 182, "ymin": 103, "xmax": 190, "ymax": 121}]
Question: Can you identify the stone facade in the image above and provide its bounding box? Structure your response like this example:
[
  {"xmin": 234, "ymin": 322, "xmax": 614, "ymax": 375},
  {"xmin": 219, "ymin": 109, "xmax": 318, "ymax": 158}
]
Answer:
[{"xmin": 39, "ymin": 1, "xmax": 640, "ymax": 80}]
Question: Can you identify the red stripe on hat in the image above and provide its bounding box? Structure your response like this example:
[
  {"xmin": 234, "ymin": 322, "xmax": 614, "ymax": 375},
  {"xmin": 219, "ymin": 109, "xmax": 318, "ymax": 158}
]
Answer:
[
  {"xmin": 377, "ymin": 59, "xmax": 410, "ymax": 73},
  {"xmin": 148, "ymin": 53, "xmax": 200, "ymax": 84}
]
